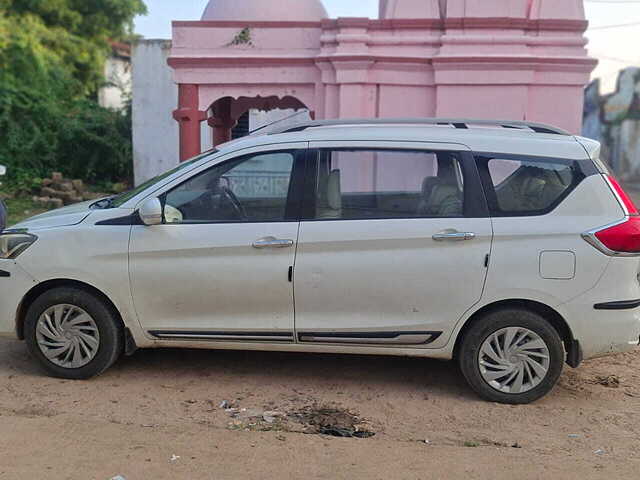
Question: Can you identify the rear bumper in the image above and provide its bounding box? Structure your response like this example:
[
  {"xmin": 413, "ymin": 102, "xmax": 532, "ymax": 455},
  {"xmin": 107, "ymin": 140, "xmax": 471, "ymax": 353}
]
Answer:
[
  {"xmin": 561, "ymin": 297, "xmax": 640, "ymax": 360},
  {"xmin": 560, "ymin": 256, "xmax": 640, "ymax": 360},
  {"xmin": 0, "ymin": 261, "xmax": 37, "ymax": 339}
]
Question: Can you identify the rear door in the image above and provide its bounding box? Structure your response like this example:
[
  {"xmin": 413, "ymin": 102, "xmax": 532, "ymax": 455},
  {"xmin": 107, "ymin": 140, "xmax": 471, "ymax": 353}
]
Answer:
[{"xmin": 293, "ymin": 141, "xmax": 492, "ymax": 348}]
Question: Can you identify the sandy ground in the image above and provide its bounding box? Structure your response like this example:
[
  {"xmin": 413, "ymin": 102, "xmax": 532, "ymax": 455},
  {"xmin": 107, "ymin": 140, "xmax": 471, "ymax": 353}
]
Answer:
[{"xmin": 0, "ymin": 340, "xmax": 639, "ymax": 480}]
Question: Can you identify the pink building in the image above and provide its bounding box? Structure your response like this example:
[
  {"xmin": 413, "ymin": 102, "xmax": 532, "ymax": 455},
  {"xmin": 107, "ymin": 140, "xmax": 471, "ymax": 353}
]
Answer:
[{"xmin": 169, "ymin": 0, "xmax": 596, "ymax": 161}]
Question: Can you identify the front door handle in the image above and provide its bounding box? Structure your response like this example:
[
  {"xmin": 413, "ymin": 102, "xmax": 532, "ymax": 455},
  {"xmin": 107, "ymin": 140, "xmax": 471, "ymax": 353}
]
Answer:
[
  {"xmin": 432, "ymin": 231, "xmax": 476, "ymax": 242},
  {"xmin": 252, "ymin": 236, "xmax": 294, "ymax": 249}
]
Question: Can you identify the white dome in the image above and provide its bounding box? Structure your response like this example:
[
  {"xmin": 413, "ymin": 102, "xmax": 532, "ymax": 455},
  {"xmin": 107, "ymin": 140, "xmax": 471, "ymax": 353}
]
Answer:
[{"xmin": 202, "ymin": 0, "xmax": 328, "ymax": 22}]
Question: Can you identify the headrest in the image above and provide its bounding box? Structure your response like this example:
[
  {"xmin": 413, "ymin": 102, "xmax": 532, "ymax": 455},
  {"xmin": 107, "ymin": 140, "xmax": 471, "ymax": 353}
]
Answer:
[
  {"xmin": 521, "ymin": 176, "xmax": 547, "ymax": 198},
  {"xmin": 422, "ymin": 177, "xmax": 444, "ymax": 197}
]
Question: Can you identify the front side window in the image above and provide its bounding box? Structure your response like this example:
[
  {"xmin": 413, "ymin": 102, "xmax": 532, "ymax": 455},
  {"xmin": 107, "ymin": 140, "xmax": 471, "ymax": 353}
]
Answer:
[
  {"xmin": 110, "ymin": 150, "xmax": 216, "ymax": 208},
  {"xmin": 163, "ymin": 151, "xmax": 295, "ymax": 223},
  {"xmin": 482, "ymin": 156, "xmax": 584, "ymax": 216},
  {"xmin": 311, "ymin": 149, "xmax": 465, "ymax": 220}
]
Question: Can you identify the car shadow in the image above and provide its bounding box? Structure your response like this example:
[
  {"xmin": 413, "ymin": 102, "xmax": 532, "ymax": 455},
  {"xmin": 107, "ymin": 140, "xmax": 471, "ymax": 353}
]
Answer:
[{"xmin": 111, "ymin": 346, "xmax": 475, "ymax": 400}]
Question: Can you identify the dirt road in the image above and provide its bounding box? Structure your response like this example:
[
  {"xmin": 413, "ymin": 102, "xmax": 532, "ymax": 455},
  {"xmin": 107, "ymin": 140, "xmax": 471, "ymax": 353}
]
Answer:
[{"xmin": 0, "ymin": 339, "xmax": 638, "ymax": 479}]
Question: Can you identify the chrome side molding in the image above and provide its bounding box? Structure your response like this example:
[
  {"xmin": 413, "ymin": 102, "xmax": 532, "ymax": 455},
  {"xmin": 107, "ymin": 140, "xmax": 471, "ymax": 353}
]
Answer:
[
  {"xmin": 149, "ymin": 330, "xmax": 294, "ymax": 342},
  {"xmin": 298, "ymin": 331, "xmax": 442, "ymax": 346}
]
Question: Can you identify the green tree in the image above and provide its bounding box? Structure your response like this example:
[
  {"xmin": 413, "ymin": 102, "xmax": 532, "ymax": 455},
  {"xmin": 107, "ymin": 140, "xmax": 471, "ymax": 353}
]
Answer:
[
  {"xmin": 0, "ymin": 0, "xmax": 147, "ymax": 95},
  {"xmin": 0, "ymin": 0, "xmax": 146, "ymax": 187}
]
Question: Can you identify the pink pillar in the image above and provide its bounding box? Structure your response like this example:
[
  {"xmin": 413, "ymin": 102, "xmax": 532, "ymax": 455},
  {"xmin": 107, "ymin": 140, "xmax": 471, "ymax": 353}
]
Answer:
[{"xmin": 172, "ymin": 84, "xmax": 206, "ymax": 162}]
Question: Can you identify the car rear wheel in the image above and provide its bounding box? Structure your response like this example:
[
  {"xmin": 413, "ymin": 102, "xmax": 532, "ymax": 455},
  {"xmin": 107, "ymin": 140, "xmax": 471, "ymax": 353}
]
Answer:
[
  {"xmin": 458, "ymin": 308, "xmax": 564, "ymax": 404},
  {"xmin": 24, "ymin": 287, "xmax": 123, "ymax": 379}
]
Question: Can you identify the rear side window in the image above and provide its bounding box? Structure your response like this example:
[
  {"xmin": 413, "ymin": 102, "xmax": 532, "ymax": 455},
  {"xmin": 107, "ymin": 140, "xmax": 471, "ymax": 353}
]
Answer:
[
  {"xmin": 477, "ymin": 155, "xmax": 588, "ymax": 216},
  {"xmin": 310, "ymin": 149, "xmax": 465, "ymax": 220}
]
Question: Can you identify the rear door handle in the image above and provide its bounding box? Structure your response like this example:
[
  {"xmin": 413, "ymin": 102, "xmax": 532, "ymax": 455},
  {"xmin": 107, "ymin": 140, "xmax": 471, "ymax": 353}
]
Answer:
[
  {"xmin": 252, "ymin": 236, "xmax": 294, "ymax": 249},
  {"xmin": 432, "ymin": 231, "xmax": 476, "ymax": 242}
]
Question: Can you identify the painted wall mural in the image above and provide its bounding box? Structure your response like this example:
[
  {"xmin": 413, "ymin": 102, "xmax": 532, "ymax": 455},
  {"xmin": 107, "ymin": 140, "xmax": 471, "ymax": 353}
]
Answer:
[{"xmin": 583, "ymin": 68, "xmax": 640, "ymax": 183}]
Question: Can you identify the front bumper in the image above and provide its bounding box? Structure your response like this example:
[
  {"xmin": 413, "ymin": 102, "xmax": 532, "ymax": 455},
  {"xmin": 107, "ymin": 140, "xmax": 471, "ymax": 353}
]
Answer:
[{"xmin": 0, "ymin": 261, "xmax": 37, "ymax": 338}]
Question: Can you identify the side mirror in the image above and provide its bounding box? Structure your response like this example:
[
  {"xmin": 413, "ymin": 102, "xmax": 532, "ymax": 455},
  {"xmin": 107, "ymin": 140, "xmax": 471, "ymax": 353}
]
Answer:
[{"xmin": 138, "ymin": 197, "xmax": 163, "ymax": 226}]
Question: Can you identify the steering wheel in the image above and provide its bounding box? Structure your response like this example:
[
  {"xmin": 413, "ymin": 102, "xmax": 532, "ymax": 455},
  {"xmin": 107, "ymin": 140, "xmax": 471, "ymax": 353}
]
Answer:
[{"xmin": 221, "ymin": 186, "xmax": 248, "ymax": 220}]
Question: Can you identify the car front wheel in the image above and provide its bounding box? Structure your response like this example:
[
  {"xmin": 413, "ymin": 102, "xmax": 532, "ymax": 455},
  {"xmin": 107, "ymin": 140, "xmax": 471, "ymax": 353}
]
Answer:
[
  {"xmin": 458, "ymin": 308, "xmax": 565, "ymax": 404},
  {"xmin": 24, "ymin": 287, "xmax": 123, "ymax": 379}
]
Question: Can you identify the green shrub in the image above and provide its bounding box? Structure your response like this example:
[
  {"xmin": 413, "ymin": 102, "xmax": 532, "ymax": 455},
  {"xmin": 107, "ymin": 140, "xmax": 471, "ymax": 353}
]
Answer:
[
  {"xmin": 0, "ymin": 2, "xmax": 146, "ymax": 190},
  {"xmin": 0, "ymin": 83, "xmax": 133, "ymax": 188}
]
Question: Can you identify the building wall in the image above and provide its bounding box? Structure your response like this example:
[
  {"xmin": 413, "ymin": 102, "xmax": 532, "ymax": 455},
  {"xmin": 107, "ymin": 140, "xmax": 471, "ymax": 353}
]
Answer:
[
  {"xmin": 133, "ymin": 0, "xmax": 594, "ymax": 180},
  {"xmin": 132, "ymin": 40, "xmax": 181, "ymax": 185},
  {"xmin": 133, "ymin": 41, "xmax": 308, "ymax": 183},
  {"xmin": 170, "ymin": 0, "xmax": 595, "ymax": 147}
]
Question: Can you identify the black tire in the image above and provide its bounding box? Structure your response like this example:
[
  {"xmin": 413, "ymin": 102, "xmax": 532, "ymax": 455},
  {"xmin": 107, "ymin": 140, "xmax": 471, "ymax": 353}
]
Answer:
[
  {"xmin": 458, "ymin": 308, "xmax": 564, "ymax": 404},
  {"xmin": 24, "ymin": 287, "xmax": 124, "ymax": 379}
]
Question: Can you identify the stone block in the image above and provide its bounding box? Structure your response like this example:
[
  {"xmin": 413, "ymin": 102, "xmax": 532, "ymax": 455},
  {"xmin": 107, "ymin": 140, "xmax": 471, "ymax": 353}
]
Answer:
[
  {"xmin": 40, "ymin": 187, "xmax": 56, "ymax": 197},
  {"xmin": 72, "ymin": 179, "xmax": 85, "ymax": 193},
  {"xmin": 48, "ymin": 198, "xmax": 64, "ymax": 209},
  {"xmin": 51, "ymin": 190, "xmax": 73, "ymax": 201}
]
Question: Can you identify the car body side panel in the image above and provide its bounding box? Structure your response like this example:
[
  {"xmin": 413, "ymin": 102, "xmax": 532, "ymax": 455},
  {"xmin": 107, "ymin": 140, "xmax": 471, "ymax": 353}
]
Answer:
[
  {"xmin": 483, "ymin": 175, "xmax": 623, "ymax": 301},
  {"xmin": 9, "ymin": 211, "xmax": 153, "ymax": 347},
  {"xmin": 0, "ymin": 262, "xmax": 38, "ymax": 337},
  {"xmin": 443, "ymin": 173, "xmax": 633, "ymax": 357}
]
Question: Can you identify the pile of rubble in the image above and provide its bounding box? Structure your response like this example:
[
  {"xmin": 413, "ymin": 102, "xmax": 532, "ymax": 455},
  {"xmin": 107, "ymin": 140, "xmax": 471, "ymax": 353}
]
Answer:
[
  {"xmin": 219, "ymin": 400, "xmax": 375, "ymax": 438},
  {"xmin": 33, "ymin": 172, "xmax": 105, "ymax": 209}
]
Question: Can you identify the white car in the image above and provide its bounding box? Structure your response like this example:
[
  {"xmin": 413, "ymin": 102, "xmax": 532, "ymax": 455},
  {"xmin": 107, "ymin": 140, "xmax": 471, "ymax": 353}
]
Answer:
[{"xmin": 1, "ymin": 119, "xmax": 639, "ymax": 404}]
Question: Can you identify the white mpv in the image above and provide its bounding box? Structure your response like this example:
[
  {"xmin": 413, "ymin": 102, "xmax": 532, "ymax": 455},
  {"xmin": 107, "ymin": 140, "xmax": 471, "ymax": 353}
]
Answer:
[{"xmin": 1, "ymin": 119, "xmax": 639, "ymax": 404}]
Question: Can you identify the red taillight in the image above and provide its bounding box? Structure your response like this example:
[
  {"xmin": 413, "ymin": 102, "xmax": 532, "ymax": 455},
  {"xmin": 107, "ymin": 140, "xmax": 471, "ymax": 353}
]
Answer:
[
  {"xmin": 606, "ymin": 175, "xmax": 639, "ymax": 215},
  {"xmin": 594, "ymin": 216, "xmax": 640, "ymax": 253},
  {"xmin": 585, "ymin": 176, "xmax": 640, "ymax": 255}
]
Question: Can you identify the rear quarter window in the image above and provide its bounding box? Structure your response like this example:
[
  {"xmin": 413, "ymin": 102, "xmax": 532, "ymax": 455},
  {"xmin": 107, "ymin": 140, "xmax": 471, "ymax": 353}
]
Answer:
[{"xmin": 476, "ymin": 154, "xmax": 592, "ymax": 217}]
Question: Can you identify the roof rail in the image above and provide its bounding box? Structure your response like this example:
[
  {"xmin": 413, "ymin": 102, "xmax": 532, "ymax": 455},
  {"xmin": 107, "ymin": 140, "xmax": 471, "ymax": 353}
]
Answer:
[{"xmin": 266, "ymin": 118, "xmax": 570, "ymax": 136}]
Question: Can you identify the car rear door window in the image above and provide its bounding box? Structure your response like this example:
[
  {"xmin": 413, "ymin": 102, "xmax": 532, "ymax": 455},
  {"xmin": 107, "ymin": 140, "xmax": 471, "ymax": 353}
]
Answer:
[
  {"xmin": 310, "ymin": 149, "xmax": 466, "ymax": 220},
  {"xmin": 478, "ymin": 155, "xmax": 586, "ymax": 216}
]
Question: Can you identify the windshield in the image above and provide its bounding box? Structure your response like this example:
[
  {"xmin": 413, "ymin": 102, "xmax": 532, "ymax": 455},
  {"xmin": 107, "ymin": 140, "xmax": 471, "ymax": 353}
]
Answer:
[{"xmin": 108, "ymin": 151, "xmax": 217, "ymax": 208}]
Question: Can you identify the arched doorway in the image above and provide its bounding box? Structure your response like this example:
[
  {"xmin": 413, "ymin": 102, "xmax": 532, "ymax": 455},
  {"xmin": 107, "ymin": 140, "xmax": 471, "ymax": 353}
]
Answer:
[{"xmin": 208, "ymin": 95, "xmax": 312, "ymax": 146}]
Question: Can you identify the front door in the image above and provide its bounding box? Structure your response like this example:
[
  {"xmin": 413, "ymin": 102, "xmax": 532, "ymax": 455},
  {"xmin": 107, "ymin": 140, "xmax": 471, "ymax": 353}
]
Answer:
[
  {"xmin": 129, "ymin": 145, "xmax": 306, "ymax": 343},
  {"xmin": 294, "ymin": 142, "xmax": 492, "ymax": 348}
]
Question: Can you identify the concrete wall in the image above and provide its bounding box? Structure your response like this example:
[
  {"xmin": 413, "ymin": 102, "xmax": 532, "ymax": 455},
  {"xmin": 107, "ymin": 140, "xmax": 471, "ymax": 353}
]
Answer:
[{"xmin": 132, "ymin": 40, "xmax": 181, "ymax": 185}]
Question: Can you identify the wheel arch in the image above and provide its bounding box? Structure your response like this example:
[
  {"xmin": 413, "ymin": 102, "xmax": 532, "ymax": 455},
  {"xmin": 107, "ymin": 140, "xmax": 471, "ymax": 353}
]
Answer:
[
  {"xmin": 16, "ymin": 279, "xmax": 125, "ymax": 340},
  {"xmin": 452, "ymin": 299, "xmax": 580, "ymax": 367}
]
